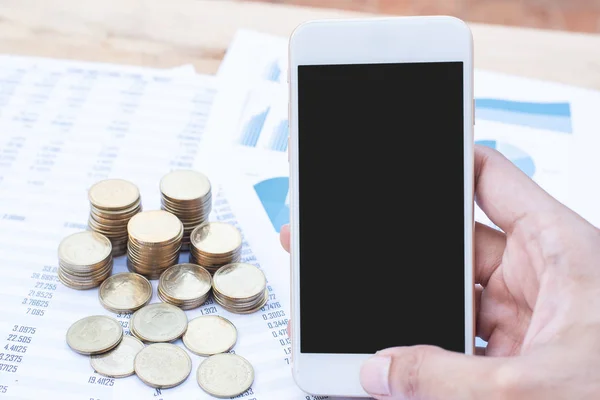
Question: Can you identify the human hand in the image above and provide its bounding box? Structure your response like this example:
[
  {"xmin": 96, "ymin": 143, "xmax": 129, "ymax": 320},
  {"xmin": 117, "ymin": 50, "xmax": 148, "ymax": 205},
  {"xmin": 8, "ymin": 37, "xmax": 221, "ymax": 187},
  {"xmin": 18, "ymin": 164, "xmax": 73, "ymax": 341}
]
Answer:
[{"xmin": 280, "ymin": 144, "xmax": 600, "ymax": 399}]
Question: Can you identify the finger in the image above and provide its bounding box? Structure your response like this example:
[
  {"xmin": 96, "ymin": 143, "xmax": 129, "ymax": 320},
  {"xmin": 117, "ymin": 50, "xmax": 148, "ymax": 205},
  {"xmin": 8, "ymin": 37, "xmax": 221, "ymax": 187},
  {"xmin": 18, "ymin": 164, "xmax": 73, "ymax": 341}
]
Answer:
[
  {"xmin": 475, "ymin": 284, "xmax": 483, "ymax": 317},
  {"xmin": 474, "ymin": 284, "xmax": 494, "ymax": 342},
  {"xmin": 474, "ymin": 222, "xmax": 506, "ymax": 286},
  {"xmin": 360, "ymin": 345, "xmax": 505, "ymax": 399},
  {"xmin": 280, "ymin": 224, "xmax": 290, "ymax": 253},
  {"xmin": 474, "ymin": 144, "xmax": 563, "ymax": 234}
]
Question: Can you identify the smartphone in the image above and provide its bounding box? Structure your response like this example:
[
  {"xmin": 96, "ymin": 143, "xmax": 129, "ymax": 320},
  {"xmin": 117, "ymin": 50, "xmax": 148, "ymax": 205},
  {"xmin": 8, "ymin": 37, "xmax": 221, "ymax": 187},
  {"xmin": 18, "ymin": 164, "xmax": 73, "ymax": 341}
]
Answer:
[{"xmin": 287, "ymin": 16, "xmax": 475, "ymax": 397}]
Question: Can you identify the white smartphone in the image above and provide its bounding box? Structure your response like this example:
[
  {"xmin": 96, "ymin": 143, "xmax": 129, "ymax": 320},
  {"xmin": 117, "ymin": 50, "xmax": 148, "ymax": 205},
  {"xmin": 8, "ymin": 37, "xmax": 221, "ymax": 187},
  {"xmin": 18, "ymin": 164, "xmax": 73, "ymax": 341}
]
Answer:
[{"xmin": 287, "ymin": 16, "xmax": 475, "ymax": 397}]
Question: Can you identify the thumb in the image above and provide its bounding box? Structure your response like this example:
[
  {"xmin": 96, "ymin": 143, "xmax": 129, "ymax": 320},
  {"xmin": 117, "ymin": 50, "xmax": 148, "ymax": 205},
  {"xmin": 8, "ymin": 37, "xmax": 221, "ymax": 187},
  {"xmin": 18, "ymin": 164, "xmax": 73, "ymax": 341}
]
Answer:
[{"xmin": 360, "ymin": 345, "xmax": 505, "ymax": 399}]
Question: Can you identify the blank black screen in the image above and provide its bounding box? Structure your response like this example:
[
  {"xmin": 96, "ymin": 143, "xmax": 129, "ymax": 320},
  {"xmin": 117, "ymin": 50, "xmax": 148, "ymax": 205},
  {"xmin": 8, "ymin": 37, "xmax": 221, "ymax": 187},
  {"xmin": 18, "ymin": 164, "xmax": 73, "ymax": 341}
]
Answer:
[{"xmin": 298, "ymin": 62, "xmax": 465, "ymax": 354}]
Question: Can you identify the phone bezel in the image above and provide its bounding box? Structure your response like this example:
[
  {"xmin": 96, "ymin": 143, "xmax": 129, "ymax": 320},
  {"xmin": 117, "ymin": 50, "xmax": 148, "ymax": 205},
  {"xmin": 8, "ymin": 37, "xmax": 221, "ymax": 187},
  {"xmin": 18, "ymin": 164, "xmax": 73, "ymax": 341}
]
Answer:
[{"xmin": 288, "ymin": 16, "xmax": 475, "ymax": 397}]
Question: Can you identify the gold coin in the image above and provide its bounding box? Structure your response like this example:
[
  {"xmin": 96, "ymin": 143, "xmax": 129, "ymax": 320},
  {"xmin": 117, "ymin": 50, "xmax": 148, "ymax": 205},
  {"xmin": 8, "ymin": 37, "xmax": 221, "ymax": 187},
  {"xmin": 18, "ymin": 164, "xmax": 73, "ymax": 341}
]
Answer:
[
  {"xmin": 90, "ymin": 203, "xmax": 141, "ymax": 221},
  {"xmin": 90, "ymin": 335, "xmax": 144, "ymax": 378},
  {"xmin": 58, "ymin": 231, "xmax": 112, "ymax": 268},
  {"xmin": 197, "ymin": 353, "xmax": 254, "ymax": 398},
  {"xmin": 130, "ymin": 303, "xmax": 188, "ymax": 343},
  {"xmin": 127, "ymin": 210, "xmax": 183, "ymax": 245},
  {"xmin": 66, "ymin": 315, "xmax": 123, "ymax": 355},
  {"xmin": 88, "ymin": 179, "xmax": 140, "ymax": 210},
  {"xmin": 134, "ymin": 343, "xmax": 191, "ymax": 389},
  {"xmin": 88, "ymin": 213, "xmax": 130, "ymax": 228},
  {"xmin": 99, "ymin": 273, "xmax": 153, "ymax": 313},
  {"xmin": 58, "ymin": 271, "xmax": 111, "ymax": 290},
  {"xmin": 159, "ymin": 263, "xmax": 211, "ymax": 302},
  {"xmin": 160, "ymin": 170, "xmax": 211, "ymax": 201},
  {"xmin": 161, "ymin": 196, "xmax": 212, "ymax": 213},
  {"xmin": 190, "ymin": 222, "xmax": 242, "ymax": 256},
  {"xmin": 182, "ymin": 316, "xmax": 237, "ymax": 356},
  {"xmin": 59, "ymin": 260, "xmax": 113, "ymax": 280},
  {"xmin": 213, "ymin": 288, "xmax": 269, "ymax": 314},
  {"xmin": 126, "ymin": 244, "xmax": 180, "ymax": 260},
  {"xmin": 212, "ymin": 263, "xmax": 266, "ymax": 300}
]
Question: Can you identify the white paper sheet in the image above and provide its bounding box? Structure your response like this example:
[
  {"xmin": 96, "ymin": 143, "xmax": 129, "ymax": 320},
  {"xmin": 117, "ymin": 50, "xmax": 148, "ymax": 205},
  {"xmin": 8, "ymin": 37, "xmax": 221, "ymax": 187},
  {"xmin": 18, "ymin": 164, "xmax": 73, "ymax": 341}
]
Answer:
[
  {"xmin": 218, "ymin": 30, "xmax": 288, "ymax": 85},
  {"xmin": 0, "ymin": 54, "xmax": 198, "ymax": 77},
  {"xmin": 212, "ymin": 29, "xmax": 600, "ymax": 228},
  {"xmin": 0, "ymin": 55, "xmax": 308, "ymax": 399}
]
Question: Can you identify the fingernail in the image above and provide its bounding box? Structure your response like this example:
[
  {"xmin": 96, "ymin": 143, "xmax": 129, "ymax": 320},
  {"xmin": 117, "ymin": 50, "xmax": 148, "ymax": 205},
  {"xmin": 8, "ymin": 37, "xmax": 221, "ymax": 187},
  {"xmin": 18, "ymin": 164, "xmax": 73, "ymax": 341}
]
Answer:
[{"xmin": 360, "ymin": 355, "xmax": 392, "ymax": 396}]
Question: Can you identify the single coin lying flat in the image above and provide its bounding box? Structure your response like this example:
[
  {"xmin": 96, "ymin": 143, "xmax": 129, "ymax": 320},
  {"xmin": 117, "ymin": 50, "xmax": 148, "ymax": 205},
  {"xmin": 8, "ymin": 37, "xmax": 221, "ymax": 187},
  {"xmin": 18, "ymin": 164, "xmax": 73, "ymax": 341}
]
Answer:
[
  {"xmin": 182, "ymin": 315, "xmax": 237, "ymax": 356},
  {"xmin": 197, "ymin": 353, "xmax": 254, "ymax": 398},
  {"xmin": 66, "ymin": 315, "xmax": 123, "ymax": 355},
  {"xmin": 134, "ymin": 343, "xmax": 192, "ymax": 389},
  {"xmin": 130, "ymin": 303, "xmax": 188, "ymax": 343},
  {"xmin": 90, "ymin": 335, "xmax": 145, "ymax": 378}
]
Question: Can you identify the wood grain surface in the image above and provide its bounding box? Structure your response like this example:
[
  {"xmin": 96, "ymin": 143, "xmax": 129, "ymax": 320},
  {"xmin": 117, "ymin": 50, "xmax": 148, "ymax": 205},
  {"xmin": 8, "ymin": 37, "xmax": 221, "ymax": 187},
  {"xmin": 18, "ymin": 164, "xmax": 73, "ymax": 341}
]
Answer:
[{"xmin": 0, "ymin": 0, "xmax": 599, "ymax": 89}]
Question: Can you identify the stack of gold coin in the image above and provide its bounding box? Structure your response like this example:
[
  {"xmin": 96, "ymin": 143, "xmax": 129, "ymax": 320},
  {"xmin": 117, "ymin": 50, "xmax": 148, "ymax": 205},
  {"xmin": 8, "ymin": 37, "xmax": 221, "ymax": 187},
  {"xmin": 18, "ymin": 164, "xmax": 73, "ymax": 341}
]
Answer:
[
  {"xmin": 189, "ymin": 222, "xmax": 242, "ymax": 274},
  {"xmin": 88, "ymin": 179, "xmax": 142, "ymax": 256},
  {"xmin": 126, "ymin": 210, "xmax": 183, "ymax": 280},
  {"xmin": 157, "ymin": 263, "xmax": 212, "ymax": 310},
  {"xmin": 212, "ymin": 263, "xmax": 268, "ymax": 314},
  {"xmin": 160, "ymin": 170, "xmax": 212, "ymax": 251},
  {"xmin": 98, "ymin": 272, "xmax": 153, "ymax": 313},
  {"xmin": 58, "ymin": 231, "xmax": 113, "ymax": 290}
]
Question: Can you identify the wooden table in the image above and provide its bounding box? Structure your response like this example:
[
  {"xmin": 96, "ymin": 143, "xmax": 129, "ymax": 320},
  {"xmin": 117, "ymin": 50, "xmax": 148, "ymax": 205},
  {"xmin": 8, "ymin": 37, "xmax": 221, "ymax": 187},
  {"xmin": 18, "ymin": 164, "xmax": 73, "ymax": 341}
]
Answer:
[{"xmin": 0, "ymin": 0, "xmax": 599, "ymax": 90}]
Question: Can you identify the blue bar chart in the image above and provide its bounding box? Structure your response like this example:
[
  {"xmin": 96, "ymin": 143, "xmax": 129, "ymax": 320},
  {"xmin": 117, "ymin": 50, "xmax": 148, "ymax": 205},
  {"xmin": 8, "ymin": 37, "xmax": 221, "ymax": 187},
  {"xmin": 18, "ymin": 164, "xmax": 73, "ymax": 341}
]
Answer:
[
  {"xmin": 268, "ymin": 120, "xmax": 288, "ymax": 152},
  {"xmin": 239, "ymin": 107, "xmax": 270, "ymax": 147},
  {"xmin": 475, "ymin": 99, "xmax": 572, "ymax": 134},
  {"xmin": 264, "ymin": 59, "xmax": 282, "ymax": 83}
]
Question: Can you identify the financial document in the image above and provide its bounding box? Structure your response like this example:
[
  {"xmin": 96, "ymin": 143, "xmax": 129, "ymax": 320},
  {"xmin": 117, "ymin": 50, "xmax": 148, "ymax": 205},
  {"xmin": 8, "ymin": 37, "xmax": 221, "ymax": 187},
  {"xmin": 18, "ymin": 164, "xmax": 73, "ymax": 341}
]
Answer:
[
  {"xmin": 0, "ymin": 55, "xmax": 312, "ymax": 399},
  {"xmin": 211, "ymin": 29, "xmax": 600, "ymax": 228}
]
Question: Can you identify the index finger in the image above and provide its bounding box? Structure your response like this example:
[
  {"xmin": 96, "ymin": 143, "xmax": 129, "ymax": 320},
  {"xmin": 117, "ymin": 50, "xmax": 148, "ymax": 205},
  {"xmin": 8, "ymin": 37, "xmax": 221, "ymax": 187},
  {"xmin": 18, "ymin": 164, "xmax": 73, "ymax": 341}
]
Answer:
[{"xmin": 474, "ymin": 144, "xmax": 562, "ymax": 233}]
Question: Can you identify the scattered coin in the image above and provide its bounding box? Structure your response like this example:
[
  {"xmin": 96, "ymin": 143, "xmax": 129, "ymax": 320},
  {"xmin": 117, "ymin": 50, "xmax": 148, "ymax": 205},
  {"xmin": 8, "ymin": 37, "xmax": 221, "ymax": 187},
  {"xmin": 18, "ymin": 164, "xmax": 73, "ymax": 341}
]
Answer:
[
  {"xmin": 189, "ymin": 221, "xmax": 242, "ymax": 274},
  {"xmin": 182, "ymin": 315, "xmax": 237, "ymax": 356},
  {"xmin": 134, "ymin": 343, "xmax": 192, "ymax": 389},
  {"xmin": 99, "ymin": 272, "xmax": 153, "ymax": 313},
  {"xmin": 58, "ymin": 231, "xmax": 113, "ymax": 290},
  {"xmin": 65, "ymin": 175, "xmax": 266, "ymax": 393},
  {"xmin": 90, "ymin": 335, "xmax": 145, "ymax": 378},
  {"xmin": 130, "ymin": 303, "xmax": 188, "ymax": 343},
  {"xmin": 160, "ymin": 170, "xmax": 212, "ymax": 250},
  {"xmin": 158, "ymin": 263, "xmax": 212, "ymax": 310},
  {"xmin": 197, "ymin": 353, "xmax": 254, "ymax": 398},
  {"xmin": 126, "ymin": 210, "xmax": 183, "ymax": 279},
  {"xmin": 88, "ymin": 179, "xmax": 142, "ymax": 257},
  {"xmin": 212, "ymin": 263, "xmax": 268, "ymax": 314},
  {"xmin": 66, "ymin": 315, "xmax": 123, "ymax": 355}
]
